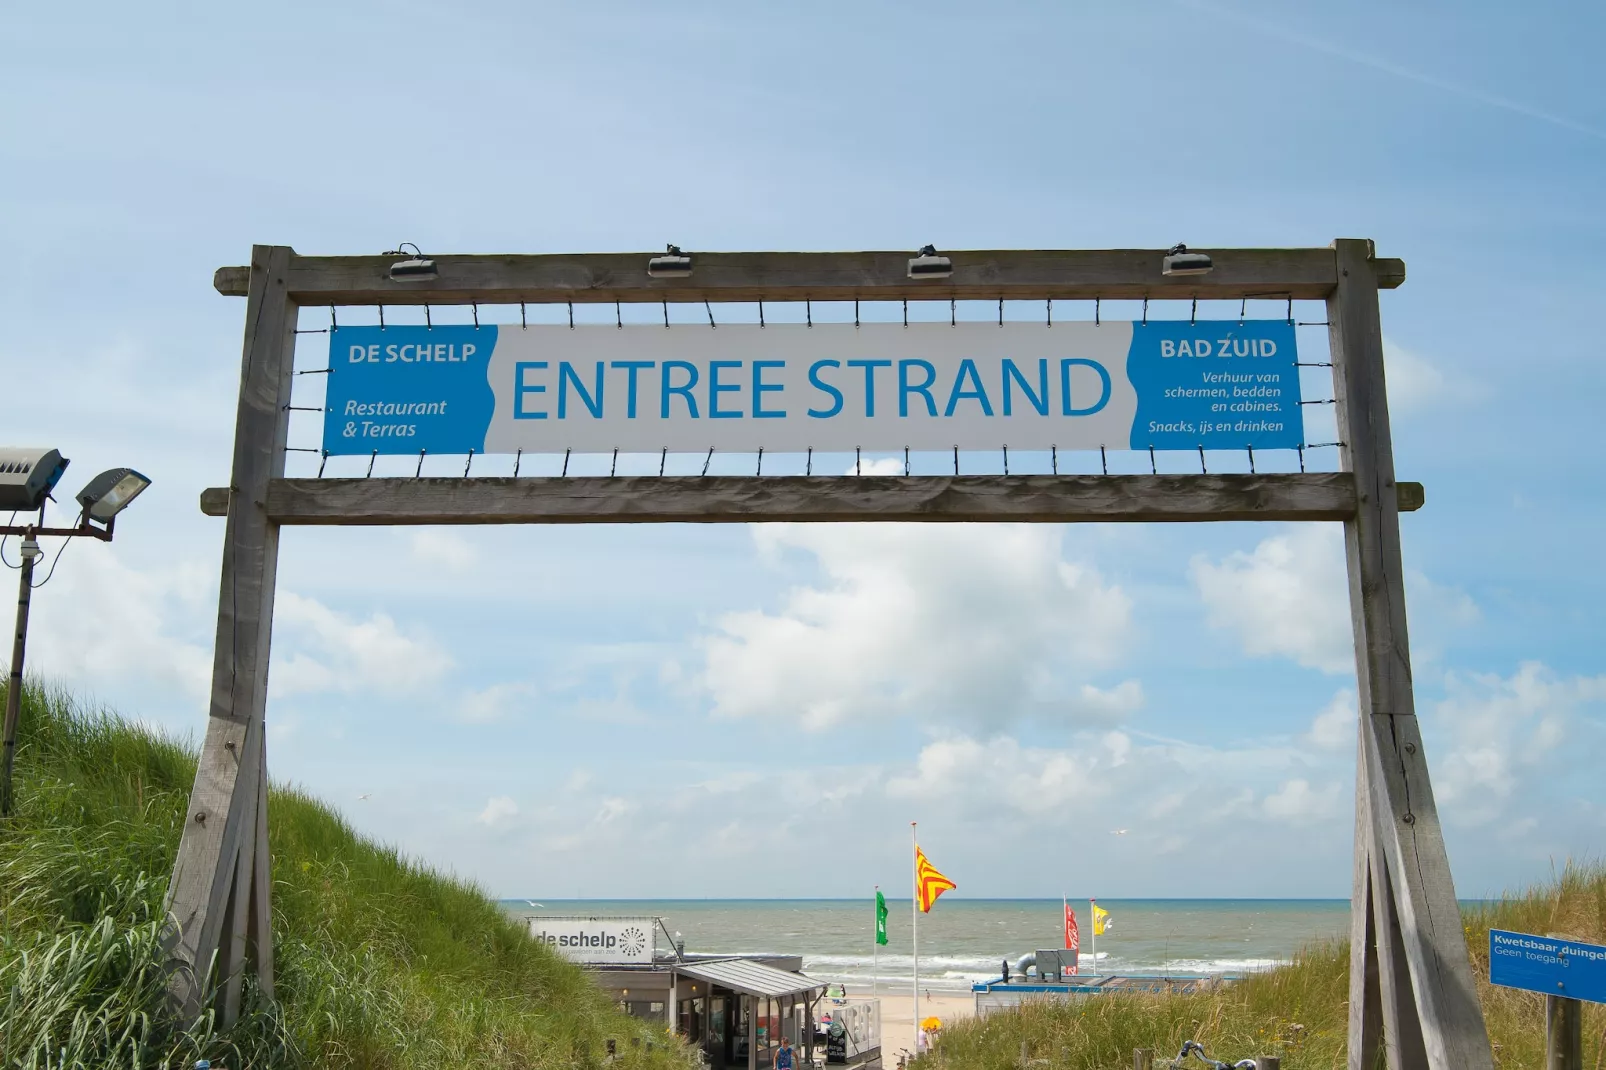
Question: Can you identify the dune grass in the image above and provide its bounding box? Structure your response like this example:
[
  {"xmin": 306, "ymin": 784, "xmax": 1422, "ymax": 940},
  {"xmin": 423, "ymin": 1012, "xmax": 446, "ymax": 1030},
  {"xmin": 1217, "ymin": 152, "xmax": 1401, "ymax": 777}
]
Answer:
[
  {"xmin": 923, "ymin": 866, "xmax": 1606, "ymax": 1069},
  {"xmin": 0, "ymin": 681, "xmax": 696, "ymax": 1070}
]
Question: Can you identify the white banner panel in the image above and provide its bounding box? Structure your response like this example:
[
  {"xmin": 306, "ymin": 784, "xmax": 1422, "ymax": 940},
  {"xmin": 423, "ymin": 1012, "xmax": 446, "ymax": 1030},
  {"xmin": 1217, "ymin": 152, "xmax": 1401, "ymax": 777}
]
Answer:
[
  {"xmin": 324, "ymin": 321, "xmax": 1301, "ymax": 455},
  {"xmin": 526, "ymin": 916, "xmax": 657, "ymax": 964}
]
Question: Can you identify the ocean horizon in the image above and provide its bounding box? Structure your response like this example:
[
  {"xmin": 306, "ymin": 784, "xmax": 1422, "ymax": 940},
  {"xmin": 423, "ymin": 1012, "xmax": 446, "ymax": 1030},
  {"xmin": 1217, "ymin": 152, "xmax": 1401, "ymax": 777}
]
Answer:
[{"xmin": 499, "ymin": 897, "xmax": 1357, "ymax": 991}]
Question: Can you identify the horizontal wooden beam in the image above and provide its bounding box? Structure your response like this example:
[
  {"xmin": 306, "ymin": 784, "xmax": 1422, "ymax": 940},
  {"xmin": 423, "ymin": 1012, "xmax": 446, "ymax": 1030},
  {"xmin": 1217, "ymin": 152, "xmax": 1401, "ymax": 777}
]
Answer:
[
  {"xmin": 199, "ymin": 474, "xmax": 1423, "ymax": 525},
  {"xmin": 212, "ymin": 246, "xmax": 1405, "ymax": 306}
]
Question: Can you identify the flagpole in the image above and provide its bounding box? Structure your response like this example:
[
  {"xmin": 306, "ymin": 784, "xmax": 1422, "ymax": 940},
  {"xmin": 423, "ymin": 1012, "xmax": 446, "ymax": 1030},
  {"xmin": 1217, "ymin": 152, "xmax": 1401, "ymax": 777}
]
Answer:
[
  {"xmin": 911, "ymin": 821, "xmax": 919, "ymax": 1056},
  {"xmin": 873, "ymin": 884, "xmax": 879, "ymax": 995},
  {"xmin": 1089, "ymin": 898, "xmax": 1096, "ymax": 977}
]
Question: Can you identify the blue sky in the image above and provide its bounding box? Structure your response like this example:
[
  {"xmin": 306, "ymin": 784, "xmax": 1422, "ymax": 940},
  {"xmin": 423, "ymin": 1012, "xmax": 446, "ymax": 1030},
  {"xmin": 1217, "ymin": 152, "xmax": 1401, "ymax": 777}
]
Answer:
[{"xmin": 3, "ymin": 2, "xmax": 1604, "ymax": 900}]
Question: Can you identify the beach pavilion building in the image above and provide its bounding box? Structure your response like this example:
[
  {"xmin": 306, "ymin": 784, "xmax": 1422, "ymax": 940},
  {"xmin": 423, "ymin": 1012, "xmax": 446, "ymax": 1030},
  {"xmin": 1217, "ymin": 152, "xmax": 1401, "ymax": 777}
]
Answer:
[{"xmin": 525, "ymin": 915, "xmax": 830, "ymax": 1069}]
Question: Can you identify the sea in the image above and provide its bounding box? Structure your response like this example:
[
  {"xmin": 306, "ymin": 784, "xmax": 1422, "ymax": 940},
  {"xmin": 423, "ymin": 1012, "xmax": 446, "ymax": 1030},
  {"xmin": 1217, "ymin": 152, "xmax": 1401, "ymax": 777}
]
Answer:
[{"xmin": 498, "ymin": 899, "xmax": 1351, "ymax": 992}]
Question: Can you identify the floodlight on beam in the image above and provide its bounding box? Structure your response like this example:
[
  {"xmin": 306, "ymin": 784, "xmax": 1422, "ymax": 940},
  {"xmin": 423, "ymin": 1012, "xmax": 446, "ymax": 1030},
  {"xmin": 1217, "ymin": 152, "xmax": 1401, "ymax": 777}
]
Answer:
[
  {"xmin": 907, "ymin": 245, "xmax": 952, "ymax": 279},
  {"xmin": 1162, "ymin": 243, "xmax": 1213, "ymax": 277},
  {"xmin": 647, "ymin": 244, "xmax": 693, "ymax": 278},
  {"xmin": 385, "ymin": 243, "xmax": 437, "ymax": 281},
  {"xmin": 75, "ymin": 468, "xmax": 151, "ymax": 525},
  {"xmin": 0, "ymin": 448, "xmax": 69, "ymax": 512}
]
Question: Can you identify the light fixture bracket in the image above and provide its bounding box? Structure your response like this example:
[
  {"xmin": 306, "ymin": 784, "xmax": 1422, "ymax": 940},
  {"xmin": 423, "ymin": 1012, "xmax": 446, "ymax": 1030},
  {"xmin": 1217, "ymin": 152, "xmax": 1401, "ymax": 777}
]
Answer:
[
  {"xmin": 647, "ymin": 244, "xmax": 693, "ymax": 278},
  {"xmin": 385, "ymin": 242, "xmax": 438, "ymax": 281},
  {"xmin": 907, "ymin": 244, "xmax": 953, "ymax": 279},
  {"xmin": 1162, "ymin": 243, "xmax": 1213, "ymax": 277}
]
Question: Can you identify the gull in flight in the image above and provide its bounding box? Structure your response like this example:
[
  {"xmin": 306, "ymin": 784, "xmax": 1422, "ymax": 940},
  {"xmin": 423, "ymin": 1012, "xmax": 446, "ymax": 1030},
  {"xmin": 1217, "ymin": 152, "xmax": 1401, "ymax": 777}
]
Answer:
[
  {"xmin": 357, "ymin": 793, "xmax": 372, "ymax": 801},
  {"xmin": 1110, "ymin": 829, "xmax": 1128, "ymax": 835}
]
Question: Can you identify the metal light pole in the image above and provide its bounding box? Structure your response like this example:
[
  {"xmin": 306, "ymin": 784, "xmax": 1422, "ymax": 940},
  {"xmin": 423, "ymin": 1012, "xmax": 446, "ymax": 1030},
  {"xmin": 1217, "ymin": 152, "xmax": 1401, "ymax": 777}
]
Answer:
[
  {"xmin": 1, "ymin": 450, "xmax": 151, "ymax": 817},
  {"xmin": 0, "ymin": 531, "xmax": 40, "ymax": 816}
]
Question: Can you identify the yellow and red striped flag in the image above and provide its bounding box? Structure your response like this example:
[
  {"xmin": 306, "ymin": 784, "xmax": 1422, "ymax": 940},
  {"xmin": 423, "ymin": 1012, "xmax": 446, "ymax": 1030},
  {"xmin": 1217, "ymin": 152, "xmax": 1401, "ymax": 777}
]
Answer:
[{"xmin": 915, "ymin": 847, "xmax": 956, "ymax": 913}]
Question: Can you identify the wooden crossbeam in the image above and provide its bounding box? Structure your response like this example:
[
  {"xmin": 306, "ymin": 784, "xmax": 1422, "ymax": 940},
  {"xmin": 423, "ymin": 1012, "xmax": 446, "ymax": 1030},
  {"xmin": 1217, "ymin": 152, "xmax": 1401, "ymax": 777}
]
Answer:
[
  {"xmin": 212, "ymin": 246, "xmax": 1405, "ymax": 305},
  {"xmin": 198, "ymin": 473, "xmax": 1423, "ymax": 525}
]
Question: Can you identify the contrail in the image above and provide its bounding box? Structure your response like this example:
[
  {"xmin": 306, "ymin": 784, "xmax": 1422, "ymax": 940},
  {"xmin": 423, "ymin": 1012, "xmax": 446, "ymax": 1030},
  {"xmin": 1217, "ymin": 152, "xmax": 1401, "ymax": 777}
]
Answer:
[{"xmin": 1178, "ymin": 0, "xmax": 1606, "ymax": 143}]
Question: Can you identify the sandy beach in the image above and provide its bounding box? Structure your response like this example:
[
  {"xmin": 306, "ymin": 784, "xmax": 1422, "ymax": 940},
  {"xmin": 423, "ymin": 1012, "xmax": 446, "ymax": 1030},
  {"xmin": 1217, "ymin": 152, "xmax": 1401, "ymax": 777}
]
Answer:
[{"xmin": 833, "ymin": 985, "xmax": 973, "ymax": 1060}]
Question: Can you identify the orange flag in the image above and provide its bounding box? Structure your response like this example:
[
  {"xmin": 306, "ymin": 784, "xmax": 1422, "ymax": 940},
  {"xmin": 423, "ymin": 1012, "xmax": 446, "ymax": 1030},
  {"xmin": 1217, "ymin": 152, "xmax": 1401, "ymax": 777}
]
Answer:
[{"xmin": 915, "ymin": 847, "xmax": 956, "ymax": 912}]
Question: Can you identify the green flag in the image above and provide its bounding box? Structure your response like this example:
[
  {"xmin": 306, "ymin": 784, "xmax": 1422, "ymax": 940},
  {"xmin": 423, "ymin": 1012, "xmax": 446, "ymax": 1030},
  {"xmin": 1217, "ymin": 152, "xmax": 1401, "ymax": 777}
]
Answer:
[{"xmin": 875, "ymin": 889, "xmax": 889, "ymax": 946}]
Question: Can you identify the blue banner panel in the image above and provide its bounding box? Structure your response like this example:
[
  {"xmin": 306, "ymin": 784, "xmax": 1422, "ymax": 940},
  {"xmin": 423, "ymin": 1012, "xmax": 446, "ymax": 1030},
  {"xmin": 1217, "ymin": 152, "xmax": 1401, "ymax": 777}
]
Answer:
[
  {"xmin": 1489, "ymin": 929, "xmax": 1606, "ymax": 1003},
  {"xmin": 320, "ymin": 320, "xmax": 1302, "ymax": 456},
  {"xmin": 324, "ymin": 325, "xmax": 498, "ymax": 456},
  {"xmin": 1126, "ymin": 320, "xmax": 1300, "ymax": 450}
]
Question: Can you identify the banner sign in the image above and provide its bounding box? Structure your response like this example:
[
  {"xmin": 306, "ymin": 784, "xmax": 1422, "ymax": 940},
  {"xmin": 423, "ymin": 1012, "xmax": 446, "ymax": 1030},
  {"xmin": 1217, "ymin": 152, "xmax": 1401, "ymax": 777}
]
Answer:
[
  {"xmin": 1489, "ymin": 929, "xmax": 1606, "ymax": 1003},
  {"xmin": 527, "ymin": 916, "xmax": 657, "ymax": 965},
  {"xmin": 323, "ymin": 321, "xmax": 1300, "ymax": 456}
]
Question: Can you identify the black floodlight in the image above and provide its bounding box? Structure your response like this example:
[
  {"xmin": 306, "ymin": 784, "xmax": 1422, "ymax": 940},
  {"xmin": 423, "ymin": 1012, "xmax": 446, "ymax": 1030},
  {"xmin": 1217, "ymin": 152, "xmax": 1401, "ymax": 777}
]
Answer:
[
  {"xmin": 0, "ymin": 448, "xmax": 69, "ymax": 512},
  {"xmin": 385, "ymin": 242, "xmax": 437, "ymax": 281},
  {"xmin": 647, "ymin": 244, "xmax": 693, "ymax": 278},
  {"xmin": 1162, "ymin": 243, "xmax": 1213, "ymax": 277},
  {"xmin": 76, "ymin": 468, "xmax": 151, "ymax": 524},
  {"xmin": 907, "ymin": 244, "xmax": 953, "ymax": 279}
]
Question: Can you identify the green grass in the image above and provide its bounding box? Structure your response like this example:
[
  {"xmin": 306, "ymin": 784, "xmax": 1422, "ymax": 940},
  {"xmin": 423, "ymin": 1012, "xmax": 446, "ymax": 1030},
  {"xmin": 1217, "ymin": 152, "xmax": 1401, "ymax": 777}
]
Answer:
[
  {"xmin": 924, "ymin": 866, "xmax": 1606, "ymax": 1070},
  {"xmin": 0, "ymin": 681, "xmax": 697, "ymax": 1070}
]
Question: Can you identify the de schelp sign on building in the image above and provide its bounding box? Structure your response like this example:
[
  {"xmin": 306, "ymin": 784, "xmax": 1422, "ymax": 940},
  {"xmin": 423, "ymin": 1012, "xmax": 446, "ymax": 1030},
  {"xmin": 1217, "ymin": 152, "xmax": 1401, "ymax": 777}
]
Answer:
[
  {"xmin": 322, "ymin": 320, "xmax": 1300, "ymax": 456},
  {"xmin": 526, "ymin": 917, "xmax": 657, "ymax": 965}
]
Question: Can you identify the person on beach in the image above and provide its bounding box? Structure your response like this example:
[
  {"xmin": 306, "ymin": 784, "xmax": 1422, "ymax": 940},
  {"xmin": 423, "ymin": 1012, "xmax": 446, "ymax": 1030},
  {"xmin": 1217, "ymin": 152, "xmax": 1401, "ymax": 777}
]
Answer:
[{"xmin": 774, "ymin": 1035, "xmax": 794, "ymax": 1070}]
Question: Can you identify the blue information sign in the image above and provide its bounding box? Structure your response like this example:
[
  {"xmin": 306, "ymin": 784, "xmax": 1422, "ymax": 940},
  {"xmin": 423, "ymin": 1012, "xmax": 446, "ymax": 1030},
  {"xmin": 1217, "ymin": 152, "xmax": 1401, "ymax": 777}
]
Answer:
[{"xmin": 1489, "ymin": 929, "xmax": 1606, "ymax": 1003}]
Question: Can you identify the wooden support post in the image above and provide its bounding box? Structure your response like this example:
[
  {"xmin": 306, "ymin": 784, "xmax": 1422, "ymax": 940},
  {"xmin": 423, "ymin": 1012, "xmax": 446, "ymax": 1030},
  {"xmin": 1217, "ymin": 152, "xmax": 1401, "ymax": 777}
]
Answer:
[
  {"xmin": 1330, "ymin": 238, "xmax": 1492, "ymax": 1069},
  {"xmin": 1256, "ymin": 1059, "xmax": 1281, "ymax": 1070},
  {"xmin": 803, "ymin": 993, "xmax": 814, "ymax": 1067},
  {"xmin": 1369, "ymin": 751, "xmax": 1431, "ymax": 1068},
  {"xmin": 218, "ymin": 723, "xmax": 262, "ymax": 1022},
  {"xmin": 1348, "ymin": 716, "xmax": 1385, "ymax": 1070},
  {"xmin": 246, "ymin": 729, "xmax": 275, "ymax": 998},
  {"xmin": 1544, "ymin": 995, "xmax": 1583, "ymax": 1070},
  {"xmin": 163, "ymin": 245, "xmax": 296, "ymax": 1023},
  {"xmin": 1134, "ymin": 1048, "xmax": 1154, "ymax": 1070}
]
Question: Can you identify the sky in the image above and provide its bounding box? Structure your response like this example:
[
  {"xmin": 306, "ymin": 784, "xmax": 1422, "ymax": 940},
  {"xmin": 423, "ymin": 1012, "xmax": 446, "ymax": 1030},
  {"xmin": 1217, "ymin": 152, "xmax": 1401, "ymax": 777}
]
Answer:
[{"xmin": 3, "ymin": 2, "xmax": 1604, "ymax": 901}]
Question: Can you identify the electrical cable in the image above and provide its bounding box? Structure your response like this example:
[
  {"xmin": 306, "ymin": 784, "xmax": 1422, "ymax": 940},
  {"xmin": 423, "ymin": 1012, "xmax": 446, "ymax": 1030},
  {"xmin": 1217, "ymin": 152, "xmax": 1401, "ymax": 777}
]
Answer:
[
  {"xmin": 29, "ymin": 532, "xmax": 74, "ymax": 589},
  {"xmin": 0, "ymin": 511, "xmax": 16, "ymax": 569}
]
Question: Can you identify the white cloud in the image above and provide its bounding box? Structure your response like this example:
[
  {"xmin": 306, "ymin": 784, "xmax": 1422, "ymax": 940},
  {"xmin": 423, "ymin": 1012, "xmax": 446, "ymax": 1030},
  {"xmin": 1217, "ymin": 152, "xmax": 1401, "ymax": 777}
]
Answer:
[
  {"xmin": 1191, "ymin": 525, "xmax": 1352, "ymax": 674},
  {"xmin": 271, "ymin": 591, "xmax": 453, "ymax": 697},
  {"xmin": 1309, "ymin": 690, "xmax": 1355, "ymax": 750},
  {"xmin": 1191, "ymin": 529, "xmax": 1479, "ymax": 680},
  {"xmin": 886, "ymin": 732, "xmax": 1125, "ymax": 814},
  {"xmin": 1263, "ymin": 778, "xmax": 1342, "ymax": 823},
  {"xmin": 477, "ymin": 796, "xmax": 519, "ymax": 826},
  {"xmin": 23, "ymin": 544, "xmax": 213, "ymax": 704},
  {"xmin": 1432, "ymin": 662, "xmax": 1606, "ymax": 825},
  {"xmin": 701, "ymin": 524, "xmax": 1135, "ymax": 730},
  {"xmin": 1383, "ymin": 337, "xmax": 1485, "ymax": 412},
  {"xmin": 410, "ymin": 529, "xmax": 477, "ymax": 573},
  {"xmin": 455, "ymin": 681, "xmax": 534, "ymax": 723},
  {"xmin": 886, "ymin": 727, "xmax": 1327, "ymax": 828},
  {"xmin": 1406, "ymin": 569, "xmax": 1482, "ymax": 629}
]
